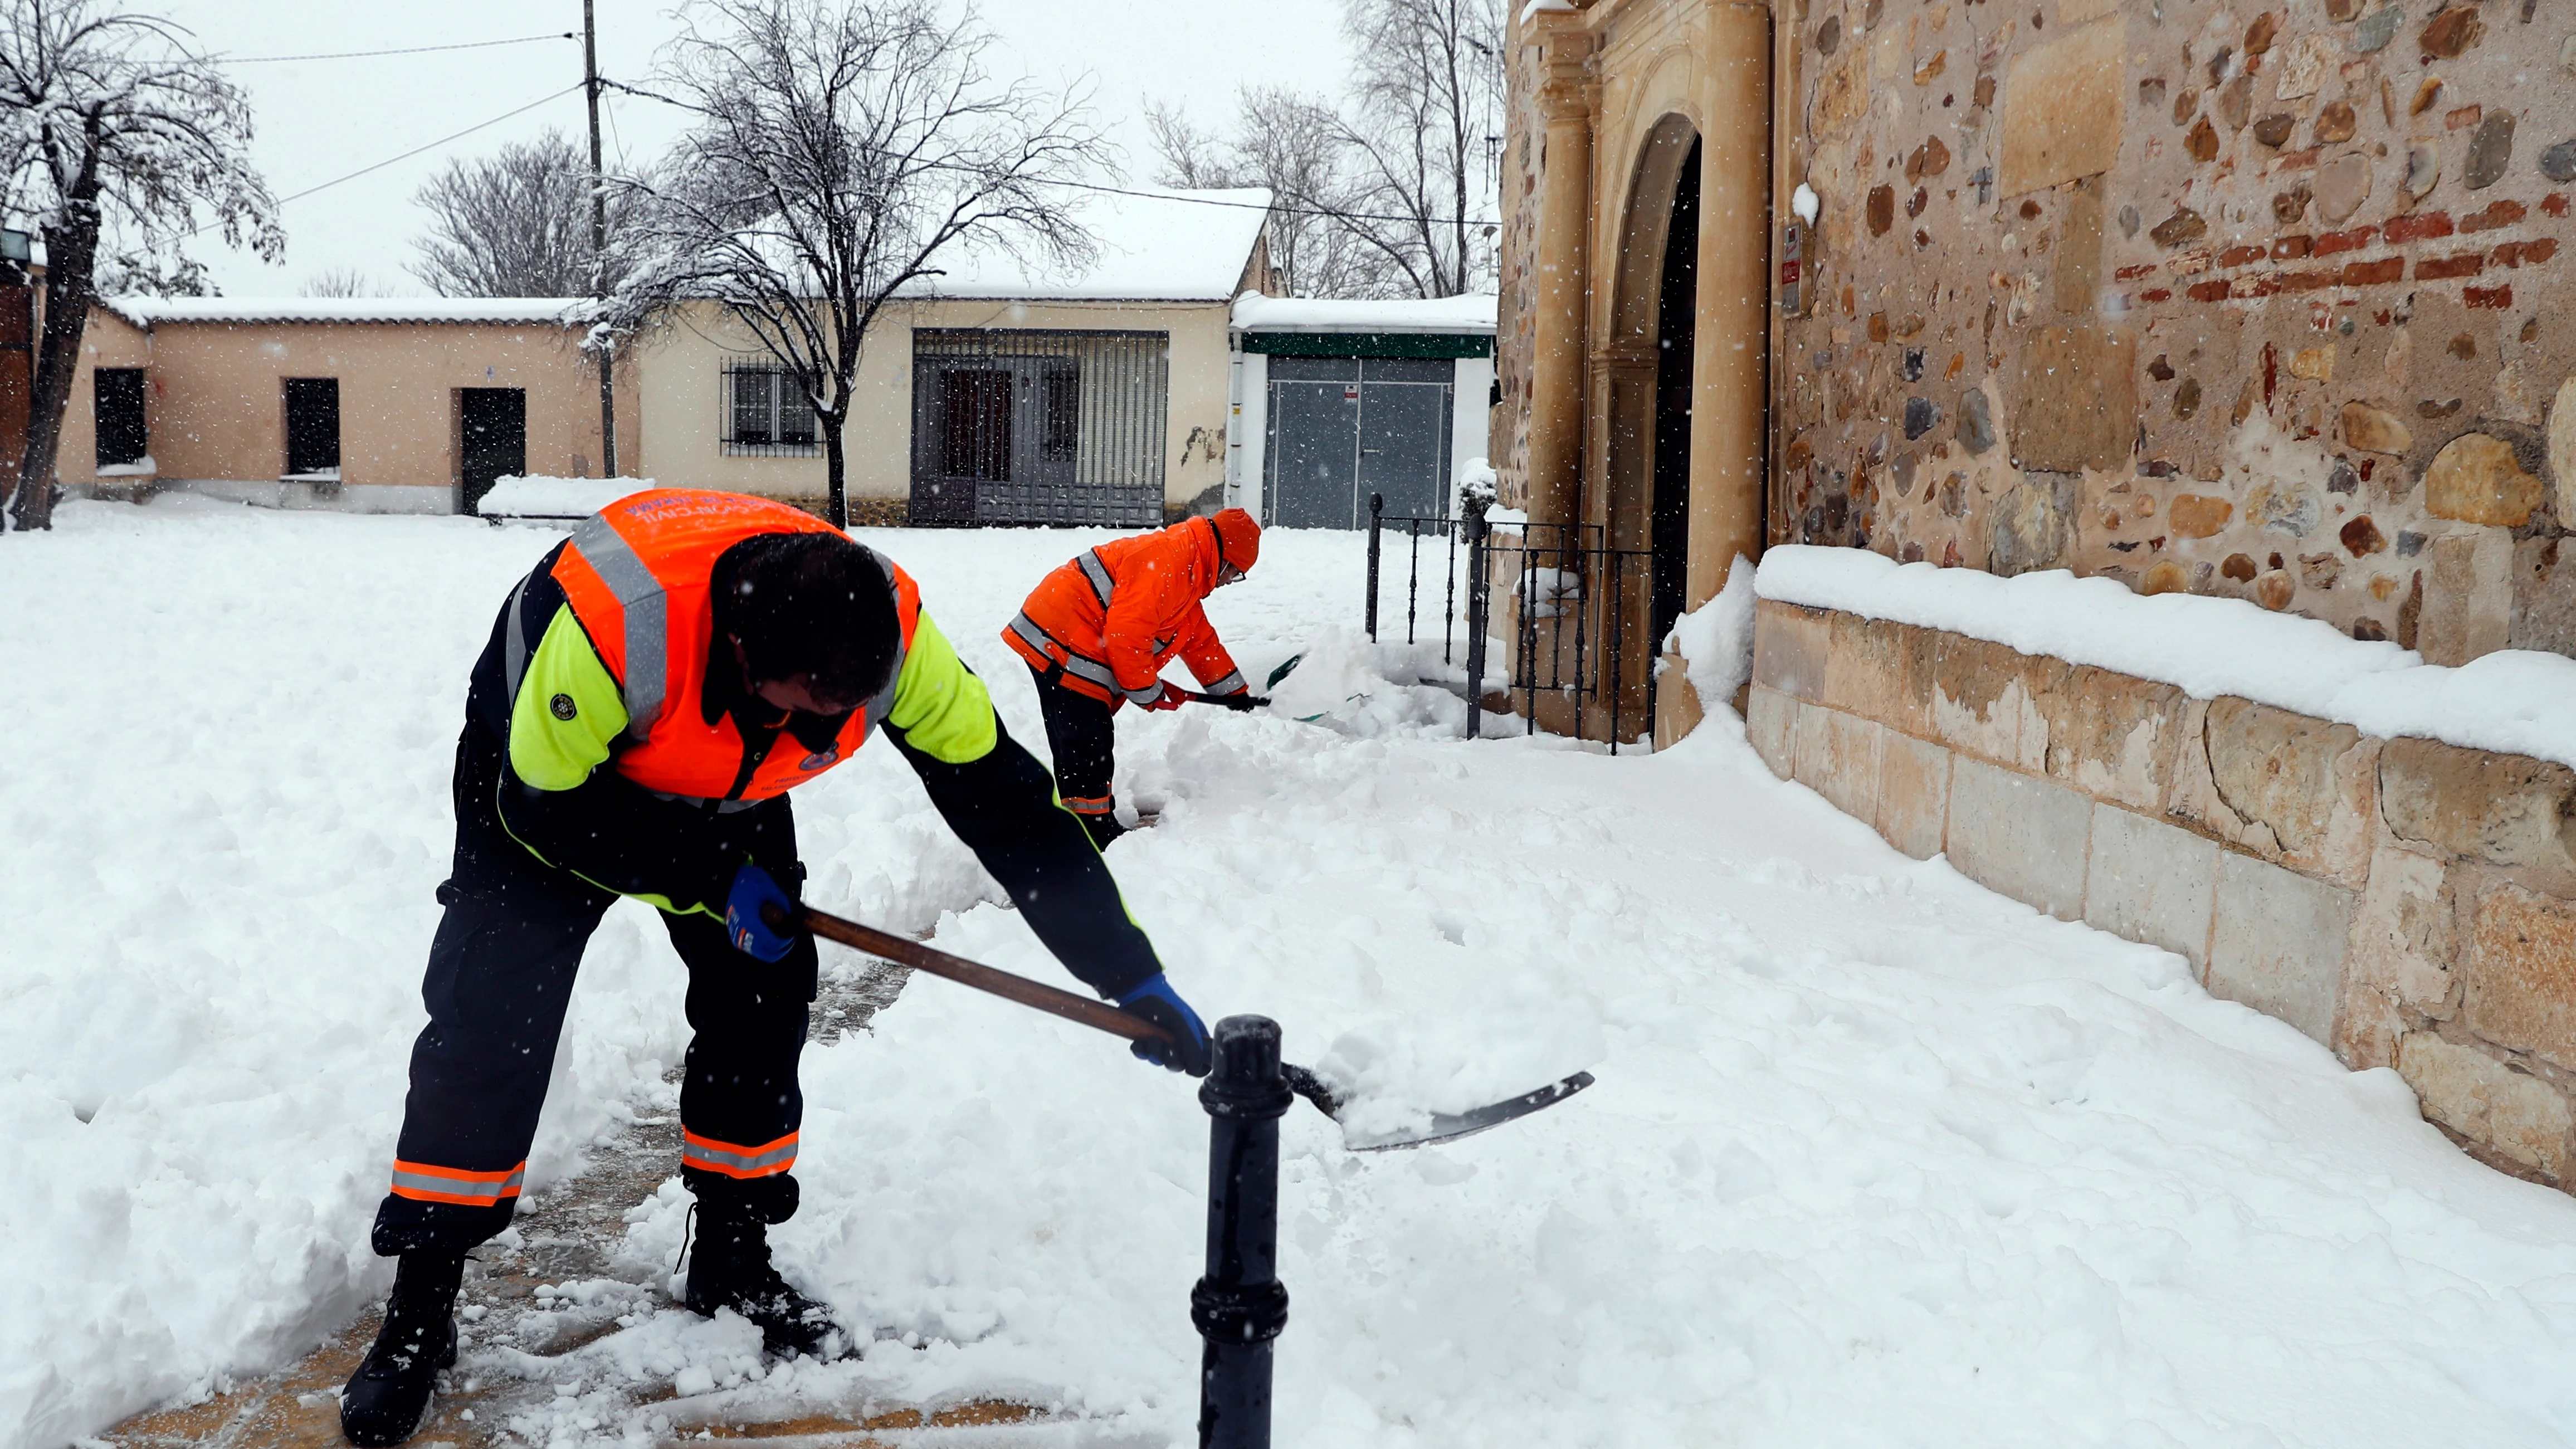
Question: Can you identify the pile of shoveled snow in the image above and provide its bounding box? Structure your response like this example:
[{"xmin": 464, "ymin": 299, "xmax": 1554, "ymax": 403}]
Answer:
[{"xmin": 10, "ymin": 497, "xmax": 2576, "ymax": 1448}]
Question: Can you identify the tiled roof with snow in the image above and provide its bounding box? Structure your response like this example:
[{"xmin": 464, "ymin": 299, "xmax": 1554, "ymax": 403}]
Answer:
[
  {"xmin": 1232, "ymin": 292, "xmax": 1499, "ymax": 333},
  {"xmin": 103, "ymin": 297, "xmax": 588, "ymax": 328},
  {"xmin": 897, "ymin": 187, "xmax": 1272, "ymax": 303}
]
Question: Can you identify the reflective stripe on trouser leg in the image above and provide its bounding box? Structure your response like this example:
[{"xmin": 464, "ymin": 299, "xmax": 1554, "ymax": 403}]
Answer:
[
  {"xmin": 389, "ymin": 1158, "xmax": 527, "ymax": 1206},
  {"xmin": 372, "ymin": 863, "xmax": 612, "ymax": 1256},
  {"xmin": 681, "ymin": 1129, "xmax": 799, "ymax": 1179},
  {"xmin": 664, "ymin": 845, "xmax": 813, "ymax": 1220},
  {"xmin": 1062, "ymin": 793, "xmax": 1115, "ymax": 816}
]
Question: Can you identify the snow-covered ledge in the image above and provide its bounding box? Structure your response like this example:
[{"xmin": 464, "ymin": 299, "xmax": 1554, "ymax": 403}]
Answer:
[{"xmin": 1745, "ymin": 545, "xmax": 2576, "ymax": 1191}]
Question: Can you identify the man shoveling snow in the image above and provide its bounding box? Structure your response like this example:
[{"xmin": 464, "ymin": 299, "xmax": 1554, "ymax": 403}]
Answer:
[
  {"xmin": 1002, "ymin": 508, "xmax": 1263, "ymax": 845},
  {"xmin": 342, "ymin": 490, "xmax": 1211, "ymax": 1447}
]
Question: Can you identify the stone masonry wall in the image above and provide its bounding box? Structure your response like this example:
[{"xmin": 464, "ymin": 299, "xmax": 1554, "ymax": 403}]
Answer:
[
  {"xmin": 1749, "ymin": 596, "xmax": 2576, "ymax": 1186},
  {"xmin": 1784, "ymin": 0, "xmax": 2576, "ymax": 664}
]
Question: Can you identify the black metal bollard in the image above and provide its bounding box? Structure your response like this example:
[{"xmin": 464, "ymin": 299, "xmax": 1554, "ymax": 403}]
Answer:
[
  {"xmin": 1364, "ymin": 491, "xmax": 1384, "ymax": 640},
  {"xmin": 1459, "ymin": 489, "xmax": 1493, "ymax": 741},
  {"xmin": 1195, "ymin": 1016, "xmax": 1292, "ymax": 1449}
]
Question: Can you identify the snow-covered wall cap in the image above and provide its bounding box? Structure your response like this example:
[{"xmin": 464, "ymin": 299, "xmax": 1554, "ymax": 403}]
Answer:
[
  {"xmin": 896, "ymin": 186, "xmax": 1272, "ymax": 302},
  {"xmin": 105, "ymin": 297, "xmax": 589, "ymax": 328},
  {"xmin": 1231, "ymin": 292, "xmax": 1499, "ymax": 334},
  {"xmin": 1518, "ymin": 0, "xmax": 1578, "ymax": 21},
  {"xmin": 1756, "ymin": 544, "xmax": 2576, "ymax": 773}
]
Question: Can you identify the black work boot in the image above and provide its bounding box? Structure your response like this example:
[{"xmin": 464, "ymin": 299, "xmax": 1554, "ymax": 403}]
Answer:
[
  {"xmin": 682, "ymin": 1203, "xmax": 840, "ymax": 1358},
  {"xmin": 339, "ymin": 1250, "xmax": 465, "ymax": 1447}
]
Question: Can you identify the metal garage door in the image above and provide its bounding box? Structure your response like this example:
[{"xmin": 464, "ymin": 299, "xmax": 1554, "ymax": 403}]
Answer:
[{"xmin": 1263, "ymin": 357, "xmax": 1453, "ymax": 529}]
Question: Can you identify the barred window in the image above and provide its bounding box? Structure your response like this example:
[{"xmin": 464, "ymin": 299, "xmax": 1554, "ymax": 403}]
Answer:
[{"xmin": 723, "ymin": 362, "xmax": 820, "ymax": 456}]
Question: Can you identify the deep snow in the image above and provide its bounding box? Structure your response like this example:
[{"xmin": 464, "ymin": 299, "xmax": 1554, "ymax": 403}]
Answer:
[{"xmin": 9, "ymin": 498, "xmax": 2576, "ymax": 1448}]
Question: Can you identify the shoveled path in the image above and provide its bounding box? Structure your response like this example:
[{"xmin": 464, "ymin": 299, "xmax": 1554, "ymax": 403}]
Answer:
[{"xmin": 98, "ymin": 962, "xmax": 1051, "ymax": 1449}]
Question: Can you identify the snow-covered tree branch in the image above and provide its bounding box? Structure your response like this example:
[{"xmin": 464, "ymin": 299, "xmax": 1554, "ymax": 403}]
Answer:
[
  {"xmin": 0, "ymin": 0, "xmax": 279, "ymax": 531},
  {"xmin": 602, "ymin": 0, "xmax": 1106, "ymax": 527}
]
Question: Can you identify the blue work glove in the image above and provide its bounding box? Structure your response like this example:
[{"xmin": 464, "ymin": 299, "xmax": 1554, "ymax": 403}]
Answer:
[
  {"xmin": 724, "ymin": 863, "xmax": 800, "ymax": 962},
  {"xmin": 1114, "ymin": 973, "xmax": 1212, "ymax": 1076}
]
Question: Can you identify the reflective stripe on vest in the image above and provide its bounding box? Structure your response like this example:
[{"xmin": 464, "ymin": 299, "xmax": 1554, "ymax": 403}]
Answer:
[
  {"xmin": 502, "ymin": 577, "xmax": 531, "ymax": 697},
  {"xmin": 568, "ymin": 513, "xmax": 669, "ymax": 741},
  {"xmin": 548, "ymin": 489, "xmax": 916, "ymax": 803},
  {"xmin": 1077, "ymin": 550, "xmax": 1115, "ymax": 608},
  {"xmin": 1009, "ymin": 610, "xmax": 1120, "ymax": 692}
]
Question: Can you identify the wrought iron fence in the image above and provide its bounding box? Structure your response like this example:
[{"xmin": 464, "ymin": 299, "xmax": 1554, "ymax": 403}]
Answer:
[{"xmin": 1364, "ymin": 492, "xmax": 1658, "ymax": 753}]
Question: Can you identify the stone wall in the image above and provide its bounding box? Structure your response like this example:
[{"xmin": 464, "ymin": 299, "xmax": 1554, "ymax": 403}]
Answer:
[
  {"xmin": 1749, "ymin": 595, "xmax": 2576, "ymax": 1185},
  {"xmin": 1784, "ymin": 0, "xmax": 2576, "ymax": 664}
]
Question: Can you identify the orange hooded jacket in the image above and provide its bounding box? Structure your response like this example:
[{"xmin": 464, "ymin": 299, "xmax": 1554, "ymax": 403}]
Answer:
[{"xmin": 1003, "ymin": 515, "xmax": 1247, "ymax": 710}]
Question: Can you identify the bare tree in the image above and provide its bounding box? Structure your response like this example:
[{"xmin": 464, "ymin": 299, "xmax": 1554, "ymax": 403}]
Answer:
[
  {"xmin": 1143, "ymin": 0, "xmax": 1500, "ymax": 300},
  {"xmin": 604, "ymin": 0, "xmax": 1104, "ymax": 526},
  {"xmin": 411, "ymin": 128, "xmax": 634, "ymax": 298},
  {"xmin": 0, "ymin": 0, "xmax": 278, "ymax": 530},
  {"xmin": 1331, "ymin": 0, "xmax": 1503, "ymax": 298},
  {"xmin": 1146, "ymin": 87, "xmax": 1370, "ymax": 298},
  {"xmin": 299, "ymin": 265, "xmax": 376, "ymax": 297}
]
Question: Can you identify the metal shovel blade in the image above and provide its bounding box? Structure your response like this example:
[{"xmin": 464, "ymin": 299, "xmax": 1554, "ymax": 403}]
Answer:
[{"xmin": 1285, "ymin": 1065, "xmax": 1597, "ymax": 1152}]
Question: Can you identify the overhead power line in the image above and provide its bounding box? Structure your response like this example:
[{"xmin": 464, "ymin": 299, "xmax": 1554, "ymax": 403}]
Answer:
[
  {"xmin": 223, "ymin": 33, "xmax": 576, "ymax": 65},
  {"xmin": 595, "ymin": 75, "xmax": 1504, "ymax": 231},
  {"xmin": 271, "ymin": 84, "xmax": 586, "ymax": 208},
  {"xmin": 178, "ymin": 82, "xmax": 584, "ymax": 238}
]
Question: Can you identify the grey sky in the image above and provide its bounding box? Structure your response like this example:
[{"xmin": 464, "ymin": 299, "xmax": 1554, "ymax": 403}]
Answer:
[{"xmin": 150, "ymin": 1, "xmax": 1349, "ymax": 297}]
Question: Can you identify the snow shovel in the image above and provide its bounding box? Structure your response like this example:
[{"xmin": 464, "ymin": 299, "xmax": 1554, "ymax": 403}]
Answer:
[
  {"xmin": 1173, "ymin": 686, "xmax": 1271, "ymax": 711},
  {"xmin": 776, "ymin": 901, "xmax": 1593, "ymax": 1152}
]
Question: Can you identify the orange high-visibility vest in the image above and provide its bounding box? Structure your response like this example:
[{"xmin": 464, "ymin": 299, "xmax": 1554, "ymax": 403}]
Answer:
[
  {"xmin": 547, "ymin": 489, "xmax": 921, "ymax": 802},
  {"xmin": 1002, "ymin": 515, "xmax": 1246, "ymax": 709}
]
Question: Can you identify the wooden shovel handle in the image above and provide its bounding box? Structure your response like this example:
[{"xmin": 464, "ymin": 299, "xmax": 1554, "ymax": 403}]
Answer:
[{"xmin": 776, "ymin": 901, "xmax": 1173, "ymax": 1047}]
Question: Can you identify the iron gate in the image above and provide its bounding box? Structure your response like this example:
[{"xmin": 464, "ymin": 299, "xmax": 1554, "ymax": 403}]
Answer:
[
  {"xmin": 1364, "ymin": 494, "xmax": 1659, "ymax": 753},
  {"xmin": 910, "ymin": 329, "xmax": 1168, "ymax": 526}
]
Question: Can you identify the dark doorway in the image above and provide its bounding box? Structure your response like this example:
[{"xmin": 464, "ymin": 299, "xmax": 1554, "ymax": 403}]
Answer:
[
  {"xmin": 458, "ymin": 387, "xmax": 526, "ymax": 515},
  {"xmin": 94, "ymin": 368, "xmax": 146, "ymax": 467},
  {"xmin": 937, "ymin": 369, "xmax": 1013, "ymax": 482},
  {"xmin": 1649, "ymin": 138, "xmax": 1701, "ymax": 655},
  {"xmin": 283, "ymin": 377, "xmax": 340, "ymax": 477}
]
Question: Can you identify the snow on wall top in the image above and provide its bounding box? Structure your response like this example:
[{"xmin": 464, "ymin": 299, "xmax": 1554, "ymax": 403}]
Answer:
[
  {"xmin": 1231, "ymin": 292, "xmax": 1499, "ymax": 333},
  {"xmin": 475, "ymin": 475, "xmax": 654, "ymax": 519},
  {"xmin": 104, "ymin": 297, "xmax": 588, "ymax": 328},
  {"xmin": 897, "ymin": 187, "xmax": 1272, "ymax": 302},
  {"xmin": 1757, "ymin": 544, "xmax": 2576, "ymax": 773}
]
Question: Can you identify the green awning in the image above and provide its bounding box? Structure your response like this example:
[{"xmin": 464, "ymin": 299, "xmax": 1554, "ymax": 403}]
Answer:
[{"xmin": 1240, "ymin": 330, "xmax": 1492, "ymax": 359}]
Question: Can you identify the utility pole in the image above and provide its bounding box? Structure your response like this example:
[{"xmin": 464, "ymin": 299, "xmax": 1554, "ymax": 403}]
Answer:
[{"xmin": 584, "ymin": 0, "xmax": 618, "ymax": 478}]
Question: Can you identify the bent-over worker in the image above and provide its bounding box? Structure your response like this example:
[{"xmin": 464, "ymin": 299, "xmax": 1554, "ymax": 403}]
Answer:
[
  {"xmin": 1000, "ymin": 508, "xmax": 1261, "ymax": 847},
  {"xmin": 341, "ymin": 489, "xmax": 1211, "ymax": 1448}
]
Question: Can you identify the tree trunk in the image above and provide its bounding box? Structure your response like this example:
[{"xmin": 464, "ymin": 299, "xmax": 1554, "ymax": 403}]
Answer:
[
  {"xmin": 11, "ymin": 207, "xmax": 101, "ymax": 532},
  {"xmin": 821, "ymin": 410, "xmax": 847, "ymax": 529}
]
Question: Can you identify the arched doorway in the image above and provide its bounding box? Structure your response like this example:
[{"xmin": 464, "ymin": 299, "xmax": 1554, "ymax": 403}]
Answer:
[
  {"xmin": 1649, "ymin": 138, "xmax": 1701, "ymax": 657},
  {"xmin": 1589, "ymin": 114, "xmax": 1702, "ymax": 738}
]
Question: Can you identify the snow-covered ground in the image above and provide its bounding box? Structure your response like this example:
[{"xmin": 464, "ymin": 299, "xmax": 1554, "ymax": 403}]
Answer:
[{"xmin": 9, "ymin": 495, "xmax": 2576, "ymax": 1448}]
